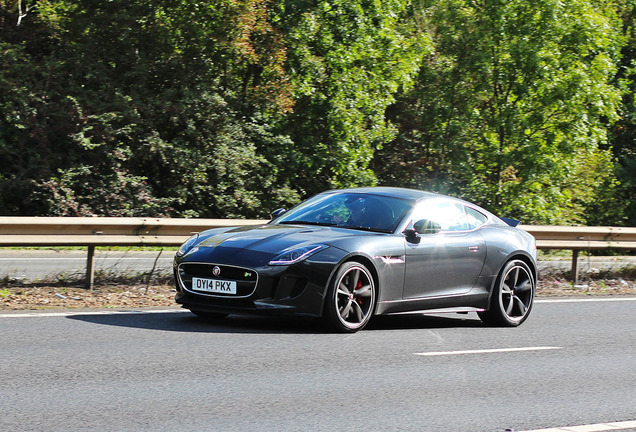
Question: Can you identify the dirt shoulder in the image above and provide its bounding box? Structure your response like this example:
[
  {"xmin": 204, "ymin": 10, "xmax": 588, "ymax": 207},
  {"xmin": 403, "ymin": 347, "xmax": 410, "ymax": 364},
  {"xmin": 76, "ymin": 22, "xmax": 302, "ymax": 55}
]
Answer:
[
  {"xmin": 1, "ymin": 275, "xmax": 636, "ymax": 311},
  {"xmin": 0, "ymin": 284, "xmax": 177, "ymax": 311}
]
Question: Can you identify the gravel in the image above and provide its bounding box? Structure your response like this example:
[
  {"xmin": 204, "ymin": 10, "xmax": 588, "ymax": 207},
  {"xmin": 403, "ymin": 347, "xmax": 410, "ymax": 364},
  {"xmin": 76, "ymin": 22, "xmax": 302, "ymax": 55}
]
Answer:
[{"xmin": 0, "ymin": 284, "xmax": 177, "ymax": 310}]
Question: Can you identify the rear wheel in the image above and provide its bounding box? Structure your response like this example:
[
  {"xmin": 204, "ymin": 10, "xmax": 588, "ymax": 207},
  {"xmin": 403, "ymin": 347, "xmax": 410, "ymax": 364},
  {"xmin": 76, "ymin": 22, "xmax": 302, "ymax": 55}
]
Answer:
[
  {"xmin": 479, "ymin": 259, "xmax": 535, "ymax": 327},
  {"xmin": 323, "ymin": 262, "xmax": 376, "ymax": 333}
]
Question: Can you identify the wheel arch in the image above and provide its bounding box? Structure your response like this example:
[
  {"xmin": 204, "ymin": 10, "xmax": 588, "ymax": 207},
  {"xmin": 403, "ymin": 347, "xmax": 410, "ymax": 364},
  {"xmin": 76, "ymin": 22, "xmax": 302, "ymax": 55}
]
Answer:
[
  {"xmin": 487, "ymin": 252, "xmax": 537, "ymax": 304},
  {"xmin": 320, "ymin": 254, "xmax": 381, "ymax": 317},
  {"xmin": 516, "ymin": 253, "xmax": 538, "ymax": 286},
  {"xmin": 480, "ymin": 253, "xmax": 537, "ymax": 326}
]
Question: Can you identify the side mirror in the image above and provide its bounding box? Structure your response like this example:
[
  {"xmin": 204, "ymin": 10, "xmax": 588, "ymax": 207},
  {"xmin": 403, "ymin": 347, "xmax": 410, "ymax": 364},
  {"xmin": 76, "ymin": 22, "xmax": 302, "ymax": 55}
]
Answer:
[
  {"xmin": 403, "ymin": 228, "xmax": 420, "ymax": 244},
  {"xmin": 413, "ymin": 219, "xmax": 441, "ymax": 235},
  {"xmin": 271, "ymin": 208, "xmax": 287, "ymax": 219}
]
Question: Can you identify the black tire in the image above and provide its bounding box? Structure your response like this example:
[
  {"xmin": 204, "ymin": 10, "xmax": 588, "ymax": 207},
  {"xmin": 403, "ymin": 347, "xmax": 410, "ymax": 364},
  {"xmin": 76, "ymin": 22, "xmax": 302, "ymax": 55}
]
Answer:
[
  {"xmin": 323, "ymin": 261, "xmax": 376, "ymax": 333},
  {"xmin": 479, "ymin": 259, "xmax": 535, "ymax": 327},
  {"xmin": 189, "ymin": 309, "xmax": 229, "ymax": 320}
]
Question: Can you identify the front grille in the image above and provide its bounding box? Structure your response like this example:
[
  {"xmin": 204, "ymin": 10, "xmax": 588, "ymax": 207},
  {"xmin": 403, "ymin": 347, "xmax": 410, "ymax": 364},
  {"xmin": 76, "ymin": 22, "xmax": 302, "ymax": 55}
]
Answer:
[{"xmin": 178, "ymin": 263, "xmax": 258, "ymax": 297}]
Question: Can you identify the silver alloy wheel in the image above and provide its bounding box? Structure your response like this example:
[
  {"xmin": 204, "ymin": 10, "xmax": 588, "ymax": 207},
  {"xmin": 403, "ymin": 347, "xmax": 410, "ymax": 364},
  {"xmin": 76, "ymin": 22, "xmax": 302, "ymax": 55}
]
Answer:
[
  {"xmin": 498, "ymin": 262, "xmax": 534, "ymax": 324},
  {"xmin": 334, "ymin": 263, "xmax": 375, "ymax": 330}
]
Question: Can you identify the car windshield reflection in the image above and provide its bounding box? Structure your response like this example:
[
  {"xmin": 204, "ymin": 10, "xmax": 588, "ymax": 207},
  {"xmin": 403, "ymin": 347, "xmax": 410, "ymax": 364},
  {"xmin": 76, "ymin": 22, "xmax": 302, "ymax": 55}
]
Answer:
[{"xmin": 274, "ymin": 192, "xmax": 412, "ymax": 233}]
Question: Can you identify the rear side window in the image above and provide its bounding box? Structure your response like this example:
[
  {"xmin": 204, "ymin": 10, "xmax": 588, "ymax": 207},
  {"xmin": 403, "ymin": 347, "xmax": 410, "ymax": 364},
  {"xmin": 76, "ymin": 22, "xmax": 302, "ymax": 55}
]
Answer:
[
  {"xmin": 466, "ymin": 207, "xmax": 488, "ymax": 229},
  {"xmin": 410, "ymin": 200, "xmax": 469, "ymax": 232}
]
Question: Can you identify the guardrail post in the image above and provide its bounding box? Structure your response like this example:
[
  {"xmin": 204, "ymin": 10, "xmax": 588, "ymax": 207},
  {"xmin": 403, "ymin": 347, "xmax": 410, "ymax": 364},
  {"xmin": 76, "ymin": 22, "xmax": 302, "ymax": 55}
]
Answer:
[
  {"xmin": 86, "ymin": 246, "xmax": 95, "ymax": 291},
  {"xmin": 571, "ymin": 250, "xmax": 580, "ymax": 285}
]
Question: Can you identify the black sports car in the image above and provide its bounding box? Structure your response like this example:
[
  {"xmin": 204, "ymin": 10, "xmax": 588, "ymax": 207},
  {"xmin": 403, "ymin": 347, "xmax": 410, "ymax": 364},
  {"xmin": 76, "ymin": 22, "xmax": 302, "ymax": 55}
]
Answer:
[{"xmin": 174, "ymin": 187, "xmax": 537, "ymax": 332}]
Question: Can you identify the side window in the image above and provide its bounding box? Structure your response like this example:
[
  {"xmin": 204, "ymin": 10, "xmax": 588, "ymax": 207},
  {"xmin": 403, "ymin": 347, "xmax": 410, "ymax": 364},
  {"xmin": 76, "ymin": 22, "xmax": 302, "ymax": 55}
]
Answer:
[
  {"xmin": 410, "ymin": 200, "xmax": 469, "ymax": 232},
  {"xmin": 466, "ymin": 207, "xmax": 488, "ymax": 229}
]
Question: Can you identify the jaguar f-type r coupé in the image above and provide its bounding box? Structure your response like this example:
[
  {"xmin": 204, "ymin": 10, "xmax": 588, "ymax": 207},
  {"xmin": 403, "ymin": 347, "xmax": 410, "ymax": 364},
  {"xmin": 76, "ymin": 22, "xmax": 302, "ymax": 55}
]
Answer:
[{"xmin": 174, "ymin": 187, "xmax": 537, "ymax": 332}]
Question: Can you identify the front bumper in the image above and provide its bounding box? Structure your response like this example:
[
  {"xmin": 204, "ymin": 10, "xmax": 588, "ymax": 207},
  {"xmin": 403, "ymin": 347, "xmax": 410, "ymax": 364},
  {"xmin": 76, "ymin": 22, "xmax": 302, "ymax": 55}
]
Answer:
[{"xmin": 174, "ymin": 259, "xmax": 337, "ymax": 318}]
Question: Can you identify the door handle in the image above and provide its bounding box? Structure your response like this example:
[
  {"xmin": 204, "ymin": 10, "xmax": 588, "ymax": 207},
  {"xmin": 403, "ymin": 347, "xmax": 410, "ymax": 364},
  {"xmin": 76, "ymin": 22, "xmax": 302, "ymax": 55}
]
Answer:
[{"xmin": 468, "ymin": 246, "xmax": 480, "ymax": 252}]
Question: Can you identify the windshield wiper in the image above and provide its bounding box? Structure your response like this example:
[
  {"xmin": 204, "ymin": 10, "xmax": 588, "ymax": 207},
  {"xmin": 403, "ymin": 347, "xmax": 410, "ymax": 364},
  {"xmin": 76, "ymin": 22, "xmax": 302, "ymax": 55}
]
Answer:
[
  {"xmin": 337, "ymin": 225, "xmax": 392, "ymax": 234},
  {"xmin": 278, "ymin": 221, "xmax": 337, "ymax": 227},
  {"xmin": 278, "ymin": 220, "xmax": 391, "ymax": 233}
]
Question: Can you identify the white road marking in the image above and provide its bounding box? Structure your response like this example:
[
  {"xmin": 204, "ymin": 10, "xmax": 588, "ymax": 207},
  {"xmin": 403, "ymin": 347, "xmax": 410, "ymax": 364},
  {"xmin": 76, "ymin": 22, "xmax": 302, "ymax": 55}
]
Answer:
[
  {"xmin": 2, "ymin": 297, "xmax": 635, "ymax": 319},
  {"xmin": 0, "ymin": 257, "xmax": 172, "ymax": 261},
  {"xmin": 536, "ymin": 297, "xmax": 636, "ymax": 304},
  {"xmin": 0, "ymin": 308, "xmax": 185, "ymax": 318},
  {"xmin": 414, "ymin": 346, "xmax": 561, "ymax": 356},
  {"xmin": 519, "ymin": 419, "xmax": 636, "ymax": 432}
]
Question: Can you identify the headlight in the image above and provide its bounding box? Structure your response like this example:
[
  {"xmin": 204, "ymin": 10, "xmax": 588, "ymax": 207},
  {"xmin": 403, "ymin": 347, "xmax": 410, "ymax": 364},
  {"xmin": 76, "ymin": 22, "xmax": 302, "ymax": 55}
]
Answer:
[
  {"xmin": 268, "ymin": 245, "xmax": 327, "ymax": 266},
  {"xmin": 176, "ymin": 233, "xmax": 200, "ymax": 257}
]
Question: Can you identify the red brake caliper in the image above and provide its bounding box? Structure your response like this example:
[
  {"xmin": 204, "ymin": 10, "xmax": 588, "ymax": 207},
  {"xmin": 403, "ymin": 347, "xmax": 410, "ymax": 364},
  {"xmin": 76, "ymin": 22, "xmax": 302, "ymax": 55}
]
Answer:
[{"xmin": 355, "ymin": 279, "xmax": 363, "ymax": 304}]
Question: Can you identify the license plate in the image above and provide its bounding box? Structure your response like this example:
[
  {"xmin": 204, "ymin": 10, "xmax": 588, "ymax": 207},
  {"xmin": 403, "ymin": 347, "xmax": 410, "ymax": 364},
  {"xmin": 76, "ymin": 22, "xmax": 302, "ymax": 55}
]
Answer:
[{"xmin": 192, "ymin": 277, "xmax": 237, "ymax": 295}]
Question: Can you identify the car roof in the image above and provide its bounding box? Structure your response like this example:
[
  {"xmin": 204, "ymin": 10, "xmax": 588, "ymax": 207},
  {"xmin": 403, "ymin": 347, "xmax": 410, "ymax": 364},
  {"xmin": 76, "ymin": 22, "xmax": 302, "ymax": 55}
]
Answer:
[
  {"xmin": 324, "ymin": 187, "xmax": 438, "ymax": 202},
  {"xmin": 323, "ymin": 187, "xmax": 504, "ymax": 223}
]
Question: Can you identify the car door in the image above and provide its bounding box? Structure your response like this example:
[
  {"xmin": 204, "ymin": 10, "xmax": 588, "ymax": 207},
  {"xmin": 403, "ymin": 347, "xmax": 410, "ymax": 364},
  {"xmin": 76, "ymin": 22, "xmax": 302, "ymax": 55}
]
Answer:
[{"xmin": 402, "ymin": 199, "xmax": 487, "ymax": 299}]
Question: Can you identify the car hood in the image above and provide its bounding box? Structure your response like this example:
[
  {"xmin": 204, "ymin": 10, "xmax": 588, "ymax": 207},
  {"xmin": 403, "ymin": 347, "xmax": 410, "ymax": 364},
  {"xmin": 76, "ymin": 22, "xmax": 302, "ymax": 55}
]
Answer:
[{"xmin": 180, "ymin": 223, "xmax": 378, "ymax": 264}]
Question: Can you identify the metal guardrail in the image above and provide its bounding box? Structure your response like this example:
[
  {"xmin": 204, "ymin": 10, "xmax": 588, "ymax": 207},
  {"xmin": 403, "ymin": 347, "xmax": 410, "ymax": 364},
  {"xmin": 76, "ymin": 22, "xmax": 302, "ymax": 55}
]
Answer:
[
  {"xmin": 0, "ymin": 217, "xmax": 269, "ymax": 247},
  {"xmin": 0, "ymin": 217, "xmax": 267, "ymax": 289},
  {"xmin": 521, "ymin": 225, "xmax": 636, "ymax": 283},
  {"xmin": 1, "ymin": 217, "xmax": 635, "ymax": 287},
  {"xmin": 521, "ymin": 225, "xmax": 636, "ymax": 250}
]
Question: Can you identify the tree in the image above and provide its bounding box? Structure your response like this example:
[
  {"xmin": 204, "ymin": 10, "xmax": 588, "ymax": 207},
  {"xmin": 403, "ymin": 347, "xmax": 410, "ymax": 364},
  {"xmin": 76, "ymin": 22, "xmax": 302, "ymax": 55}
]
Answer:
[
  {"xmin": 375, "ymin": 0, "xmax": 625, "ymax": 224},
  {"xmin": 1, "ymin": 0, "xmax": 300, "ymax": 217},
  {"xmin": 605, "ymin": 0, "xmax": 636, "ymax": 226},
  {"xmin": 276, "ymin": 0, "xmax": 428, "ymax": 195}
]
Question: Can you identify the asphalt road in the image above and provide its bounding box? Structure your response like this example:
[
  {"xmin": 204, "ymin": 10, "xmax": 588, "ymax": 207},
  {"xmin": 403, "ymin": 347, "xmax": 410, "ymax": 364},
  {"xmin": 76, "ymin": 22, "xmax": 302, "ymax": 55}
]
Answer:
[
  {"xmin": 0, "ymin": 250, "xmax": 174, "ymax": 281},
  {"xmin": 1, "ymin": 298, "xmax": 635, "ymax": 431},
  {"xmin": 2, "ymin": 249, "xmax": 635, "ymax": 282}
]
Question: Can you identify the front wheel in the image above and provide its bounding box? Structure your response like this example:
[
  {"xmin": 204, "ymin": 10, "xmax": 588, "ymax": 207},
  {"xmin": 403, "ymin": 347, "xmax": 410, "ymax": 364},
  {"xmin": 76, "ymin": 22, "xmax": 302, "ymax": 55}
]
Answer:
[
  {"xmin": 479, "ymin": 259, "xmax": 535, "ymax": 327},
  {"xmin": 323, "ymin": 262, "xmax": 376, "ymax": 333}
]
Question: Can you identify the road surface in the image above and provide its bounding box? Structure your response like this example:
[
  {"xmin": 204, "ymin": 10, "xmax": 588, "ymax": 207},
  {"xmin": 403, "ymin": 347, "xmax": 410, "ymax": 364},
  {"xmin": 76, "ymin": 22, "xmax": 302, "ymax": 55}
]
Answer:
[
  {"xmin": 1, "ymin": 298, "xmax": 635, "ymax": 431},
  {"xmin": 2, "ymin": 249, "xmax": 635, "ymax": 283}
]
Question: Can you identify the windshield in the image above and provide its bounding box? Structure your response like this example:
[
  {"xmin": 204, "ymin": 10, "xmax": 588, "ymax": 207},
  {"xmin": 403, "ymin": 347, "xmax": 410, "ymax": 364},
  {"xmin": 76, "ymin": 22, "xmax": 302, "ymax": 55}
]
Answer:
[{"xmin": 273, "ymin": 192, "xmax": 413, "ymax": 233}]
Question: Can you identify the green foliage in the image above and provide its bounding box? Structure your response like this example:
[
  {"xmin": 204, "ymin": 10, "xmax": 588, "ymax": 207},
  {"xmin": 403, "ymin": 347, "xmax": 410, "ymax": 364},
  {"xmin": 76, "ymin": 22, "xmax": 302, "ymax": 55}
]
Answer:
[
  {"xmin": 375, "ymin": 0, "xmax": 625, "ymax": 224},
  {"xmin": 607, "ymin": 0, "xmax": 636, "ymax": 226},
  {"xmin": 0, "ymin": 0, "xmax": 634, "ymax": 225},
  {"xmin": 278, "ymin": 0, "xmax": 429, "ymax": 193},
  {"xmin": 1, "ymin": 0, "xmax": 299, "ymax": 217}
]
